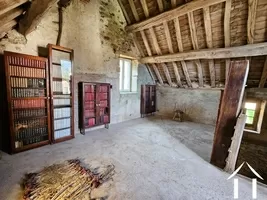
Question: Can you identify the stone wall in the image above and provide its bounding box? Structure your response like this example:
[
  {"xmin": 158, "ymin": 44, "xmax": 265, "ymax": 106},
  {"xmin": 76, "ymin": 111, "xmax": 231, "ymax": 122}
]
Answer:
[
  {"xmin": 156, "ymin": 87, "xmax": 221, "ymax": 125},
  {"xmin": 0, "ymin": 0, "xmax": 153, "ymax": 135}
]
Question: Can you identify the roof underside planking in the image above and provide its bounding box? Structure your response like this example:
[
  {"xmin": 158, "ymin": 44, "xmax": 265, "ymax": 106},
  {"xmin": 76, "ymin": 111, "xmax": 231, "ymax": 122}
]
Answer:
[{"xmin": 118, "ymin": 0, "xmax": 267, "ymax": 89}]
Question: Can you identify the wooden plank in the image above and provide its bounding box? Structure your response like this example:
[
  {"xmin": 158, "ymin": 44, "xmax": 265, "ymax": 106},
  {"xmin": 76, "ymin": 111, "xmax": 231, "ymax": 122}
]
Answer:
[
  {"xmin": 195, "ymin": 60, "xmax": 204, "ymax": 87},
  {"xmin": 140, "ymin": 0, "xmax": 149, "ymax": 18},
  {"xmin": 259, "ymin": 56, "xmax": 267, "ymax": 88},
  {"xmin": 163, "ymin": 21, "xmax": 174, "ymax": 53},
  {"xmin": 18, "ymin": 0, "xmax": 57, "ymax": 35},
  {"xmin": 224, "ymin": 114, "xmax": 247, "ymax": 173},
  {"xmin": 247, "ymin": 0, "xmax": 258, "ymax": 44},
  {"xmin": 224, "ymin": 0, "xmax": 231, "ymax": 81},
  {"xmin": 126, "ymin": 0, "xmax": 226, "ymax": 32},
  {"xmin": 0, "ymin": 20, "xmax": 17, "ymax": 35},
  {"xmin": 131, "ymin": 32, "xmax": 145, "ymax": 57},
  {"xmin": 152, "ymin": 63, "xmax": 164, "ymax": 84},
  {"xmin": 118, "ymin": 0, "xmax": 131, "ymax": 24},
  {"xmin": 210, "ymin": 60, "xmax": 249, "ymax": 169},
  {"xmin": 128, "ymin": 0, "xmax": 140, "ymax": 22},
  {"xmin": 181, "ymin": 61, "xmax": 192, "ymax": 87},
  {"xmin": 157, "ymin": 0, "xmax": 164, "ymax": 12},
  {"xmin": 174, "ymin": 17, "xmax": 184, "ymax": 52},
  {"xmin": 162, "ymin": 63, "xmax": 173, "ymax": 86},
  {"xmin": 173, "ymin": 62, "xmax": 183, "ymax": 87},
  {"xmin": 203, "ymin": 6, "xmax": 213, "ymax": 48},
  {"xmin": 208, "ymin": 60, "xmax": 216, "ymax": 87},
  {"xmin": 149, "ymin": 27, "xmax": 162, "ymax": 55},
  {"xmin": 139, "ymin": 42, "xmax": 267, "ymax": 63},
  {"xmin": 0, "ymin": 0, "xmax": 28, "ymax": 16},
  {"xmin": 0, "ymin": 7, "xmax": 23, "ymax": 27},
  {"xmin": 171, "ymin": 0, "xmax": 176, "ymax": 8},
  {"xmin": 187, "ymin": 12, "xmax": 199, "ymax": 50},
  {"xmin": 140, "ymin": 30, "xmax": 152, "ymax": 56}
]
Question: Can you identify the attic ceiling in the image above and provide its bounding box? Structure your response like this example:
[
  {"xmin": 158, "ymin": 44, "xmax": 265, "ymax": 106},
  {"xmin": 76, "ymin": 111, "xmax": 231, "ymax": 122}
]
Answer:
[{"xmin": 118, "ymin": 0, "xmax": 267, "ymax": 88}]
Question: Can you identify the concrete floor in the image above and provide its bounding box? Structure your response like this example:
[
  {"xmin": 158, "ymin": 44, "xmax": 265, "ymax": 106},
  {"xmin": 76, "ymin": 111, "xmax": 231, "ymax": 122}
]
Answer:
[{"xmin": 1, "ymin": 116, "xmax": 267, "ymax": 200}]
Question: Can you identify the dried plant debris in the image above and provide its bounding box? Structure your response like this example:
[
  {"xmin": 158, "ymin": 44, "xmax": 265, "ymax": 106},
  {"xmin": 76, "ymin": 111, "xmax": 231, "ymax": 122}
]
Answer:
[{"xmin": 22, "ymin": 159, "xmax": 115, "ymax": 200}]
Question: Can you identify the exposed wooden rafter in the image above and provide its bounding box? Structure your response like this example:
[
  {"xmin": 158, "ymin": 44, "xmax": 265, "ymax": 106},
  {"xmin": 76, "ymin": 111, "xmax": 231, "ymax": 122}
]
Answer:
[
  {"xmin": 140, "ymin": 0, "xmax": 150, "ymax": 18},
  {"xmin": 131, "ymin": 32, "xmax": 145, "ymax": 57},
  {"xmin": 140, "ymin": 30, "xmax": 152, "ymax": 56},
  {"xmin": 118, "ymin": 0, "xmax": 131, "ymax": 24},
  {"xmin": 259, "ymin": 57, "xmax": 267, "ymax": 88},
  {"xmin": 140, "ymin": 42, "xmax": 267, "ymax": 63},
  {"xmin": 156, "ymin": 0, "xmax": 164, "ymax": 12},
  {"xmin": 128, "ymin": 0, "xmax": 140, "ymax": 22},
  {"xmin": 247, "ymin": 0, "xmax": 258, "ymax": 44},
  {"xmin": 0, "ymin": 0, "xmax": 28, "ymax": 16},
  {"xmin": 187, "ymin": 11, "xmax": 203, "ymax": 87},
  {"xmin": 0, "ymin": 7, "xmax": 23, "ymax": 27},
  {"xmin": 125, "ymin": 0, "xmax": 226, "ymax": 32},
  {"xmin": 152, "ymin": 63, "xmax": 164, "ymax": 84},
  {"xmin": 224, "ymin": 0, "xmax": 231, "ymax": 81},
  {"xmin": 203, "ymin": 6, "xmax": 216, "ymax": 87},
  {"xmin": 0, "ymin": 20, "xmax": 17, "ymax": 35}
]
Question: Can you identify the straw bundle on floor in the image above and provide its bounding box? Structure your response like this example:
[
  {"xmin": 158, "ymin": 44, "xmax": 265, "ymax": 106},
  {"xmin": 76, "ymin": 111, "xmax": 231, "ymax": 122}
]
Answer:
[{"xmin": 22, "ymin": 159, "xmax": 114, "ymax": 200}]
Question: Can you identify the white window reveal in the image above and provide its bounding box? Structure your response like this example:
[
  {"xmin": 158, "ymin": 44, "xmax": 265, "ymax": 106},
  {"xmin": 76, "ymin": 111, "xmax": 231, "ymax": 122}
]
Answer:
[{"xmin": 119, "ymin": 58, "xmax": 138, "ymax": 93}]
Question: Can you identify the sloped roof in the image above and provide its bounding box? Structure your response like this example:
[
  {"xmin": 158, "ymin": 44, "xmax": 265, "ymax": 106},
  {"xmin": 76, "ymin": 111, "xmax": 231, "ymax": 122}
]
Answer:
[{"xmin": 118, "ymin": 0, "xmax": 267, "ymax": 88}]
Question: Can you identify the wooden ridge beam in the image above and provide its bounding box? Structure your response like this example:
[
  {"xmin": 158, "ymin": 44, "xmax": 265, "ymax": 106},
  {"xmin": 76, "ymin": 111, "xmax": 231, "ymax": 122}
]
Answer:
[
  {"xmin": 140, "ymin": 42, "xmax": 267, "ymax": 63},
  {"xmin": 0, "ymin": 0, "xmax": 28, "ymax": 16},
  {"xmin": 126, "ymin": 0, "xmax": 226, "ymax": 32},
  {"xmin": 247, "ymin": 0, "xmax": 258, "ymax": 44},
  {"xmin": 118, "ymin": 0, "xmax": 131, "ymax": 24},
  {"xmin": 259, "ymin": 57, "xmax": 267, "ymax": 88},
  {"xmin": 0, "ymin": 7, "xmax": 23, "ymax": 27},
  {"xmin": 203, "ymin": 6, "xmax": 215, "ymax": 87},
  {"xmin": 140, "ymin": 0, "xmax": 149, "ymax": 18},
  {"xmin": 224, "ymin": 0, "xmax": 231, "ymax": 81},
  {"xmin": 128, "ymin": 0, "xmax": 140, "ymax": 22}
]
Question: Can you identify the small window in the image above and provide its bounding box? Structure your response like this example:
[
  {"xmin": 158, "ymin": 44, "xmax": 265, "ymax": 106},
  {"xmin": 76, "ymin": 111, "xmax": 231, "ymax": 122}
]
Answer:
[
  {"xmin": 245, "ymin": 102, "xmax": 257, "ymax": 125},
  {"xmin": 119, "ymin": 58, "xmax": 138, "ymax": 93},
  {"xmin": 244, "ymin": 99, "xmax": 266, "ymax": 133}
]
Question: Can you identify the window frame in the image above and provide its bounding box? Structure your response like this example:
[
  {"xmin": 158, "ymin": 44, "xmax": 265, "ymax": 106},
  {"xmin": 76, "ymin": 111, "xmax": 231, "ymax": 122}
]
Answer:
[
  {"xmin": 119, "ymin": 57, "xmax": 135, "ymax": 93},
  {"xmin": 244, "ymin": 98, "xmax": 266, "ymax": 134}
]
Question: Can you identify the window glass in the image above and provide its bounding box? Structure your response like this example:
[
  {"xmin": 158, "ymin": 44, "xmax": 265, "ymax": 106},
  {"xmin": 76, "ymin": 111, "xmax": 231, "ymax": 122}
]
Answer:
[
  {"xmin": 124, "ymin": 60, "xmax": 131, "ymax": 91},
  {"xmin": 245, "ymin": 102, "xmax": 256, "ymax": 125},
  {"xmin": 119, "ymin": 60, "xmax": 123, "ymax": 91}
]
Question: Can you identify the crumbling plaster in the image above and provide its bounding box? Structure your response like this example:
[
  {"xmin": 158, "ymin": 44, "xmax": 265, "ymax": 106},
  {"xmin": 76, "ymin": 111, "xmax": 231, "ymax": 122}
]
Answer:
[{"xmin": 0, "ymin": 0, "xmax": 153, "ymax": 133}]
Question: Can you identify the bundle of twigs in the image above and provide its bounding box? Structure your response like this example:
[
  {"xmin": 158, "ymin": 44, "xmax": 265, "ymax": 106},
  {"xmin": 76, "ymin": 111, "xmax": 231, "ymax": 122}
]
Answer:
[{"xmin": 22, "ymin": 159, "xmax": 114, "ymax": 200}]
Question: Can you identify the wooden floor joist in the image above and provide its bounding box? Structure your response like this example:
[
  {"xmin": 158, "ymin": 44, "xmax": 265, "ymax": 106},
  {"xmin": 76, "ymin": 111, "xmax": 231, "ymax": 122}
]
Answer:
[
  {"xmin": 140, "ymin": 42, "xmax": 267, "ymax": 63},
  {"xmin": 125, "ymin": 0, "xmax": 226, "ymax": 32}
]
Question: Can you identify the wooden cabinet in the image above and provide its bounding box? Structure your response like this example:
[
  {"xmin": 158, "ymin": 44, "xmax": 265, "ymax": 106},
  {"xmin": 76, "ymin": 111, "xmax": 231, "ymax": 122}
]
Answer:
[
  {"xmin": 140, "ymin": 85, "xmax": 156, "ymax": 117},
  {"xmin": 4, "ymin": 51, "xmax": 51, "ymax": 153},
  {"xmin": 48, "ymin": 44, "xmax": 74, "ymax": 143},
  {"xmin": 79, "ymin": 82, "xmax": 111, "ymax": 134},
  {"xmin": 3, "ymin": 45, "xmax": 74, "ymax": 154}
]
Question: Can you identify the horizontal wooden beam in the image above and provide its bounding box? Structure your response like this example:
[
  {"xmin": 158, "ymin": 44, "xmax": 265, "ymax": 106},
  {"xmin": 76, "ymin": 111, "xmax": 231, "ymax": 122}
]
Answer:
[
  {"xmin": 125, "ymin": 0, "xmax": 225, "ymax": 32},
  {"xmin": 0, "ymin": 0, "xmax": 28, "ymax": 16},
  {"xmin": 0, "ymin": 7, "xmax": 23, "ymax": 27},
  {"xmin": 140, "ymin": 42, "xmax": 267, "ymax": 63}
]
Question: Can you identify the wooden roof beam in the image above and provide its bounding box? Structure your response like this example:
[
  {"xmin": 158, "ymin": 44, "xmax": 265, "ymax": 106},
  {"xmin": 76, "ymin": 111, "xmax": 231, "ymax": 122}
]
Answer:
[
  {"xmin": 140, "ymin": 0, "xmax": 149, "ymax": 18},
  {"xmin": 203, "ymin": 6, "xmax": 216, "ymax": 87},
  {"xmin": 224, "ymin": 0, "xmax": 231, "ymax": 81},
  {"xmin": 126, "ymin": 0, "xmax": 226, "ymax": 32},
  {"xmin": 140, "ymin": 42, "xmax": 267, "ymax": 63},
  {"xmin": 157, "ymin": 0, "xmax": 164, "ymax": 12},
  {"xmin": 0, "ymin": 19, "xmax": 17, "ymax": 35},
  {"xmin": 118, "ymin": 0, "xmax": 131, "ymax": 24},
  {"xmin": 0, "ymin": 0, "xmax": 28, "ymax": 16},
  {"xmin": 247, "ymin": 0, "xmax": 258, "ymax": 44},
  {"xmin": 0, "ymin": 7, "xmax": 23, "ymax": 27},
  {"xmin": 128, "ymin": 0, "xmax": 140, "ymax": 22},
  {"xmin": 152, "ymin": 63, "xmax": 164, "ymax": 84},
  {"xmin": 259, "ymin": 57, "xmax": 267, "ymax": 88}
]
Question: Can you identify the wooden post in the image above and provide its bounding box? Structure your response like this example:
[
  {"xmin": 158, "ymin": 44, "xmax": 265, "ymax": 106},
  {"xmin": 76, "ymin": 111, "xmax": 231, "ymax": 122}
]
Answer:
[
  {"xmin": 210, "ymin": 60, "xmax": 249, "ymax": 169},
  {"xmin": 224, "ymin": 114, "xmax": 247, "ymax": 173}
]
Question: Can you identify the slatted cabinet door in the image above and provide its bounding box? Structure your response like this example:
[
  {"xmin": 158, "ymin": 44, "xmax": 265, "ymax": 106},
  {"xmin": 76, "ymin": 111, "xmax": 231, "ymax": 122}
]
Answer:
[
  {"xmin": 4, "ymin": 51, "xmax": 51, "ymax": 153},
  {"xmin": 48, "ymin": 44, "xmax": 74, "ymax": 143},
  {"xmin": 140, "ymin": 84, "xmax": 156, "ymax": 117}
]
